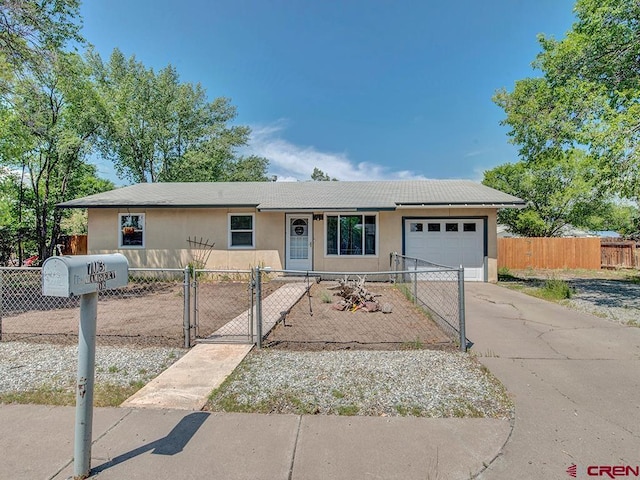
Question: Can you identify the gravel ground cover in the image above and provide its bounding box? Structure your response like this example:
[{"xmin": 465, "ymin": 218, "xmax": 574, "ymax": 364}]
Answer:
[
  {"xmin": 0, "ymin": 342, "xmax": 184, "ymax": 393},
  {"xmin": 206, "ymin": 349, "xmax": 513, "ymax": 419},
  {"xmin": 563, "ymin": 279, "xmax": 640, "ymax": 326},
  {"xmin": 502, "ymin": 269, "xmax": 640, "ymax": 326}
]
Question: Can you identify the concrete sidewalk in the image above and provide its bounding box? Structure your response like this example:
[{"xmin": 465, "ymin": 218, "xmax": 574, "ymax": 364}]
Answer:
[
  {"xmin": 466, "ymin": 283, "xmax": 640, "ymax": 480},
  {"xmin": 0, "ymin": 404, "xmax": 511, "ymax": 480}
]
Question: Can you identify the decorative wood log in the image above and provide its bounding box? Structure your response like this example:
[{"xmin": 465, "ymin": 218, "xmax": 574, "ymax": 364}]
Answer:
[{"xmin": 329, "ymin": 276, "xmax": 380, "ymax": 312}]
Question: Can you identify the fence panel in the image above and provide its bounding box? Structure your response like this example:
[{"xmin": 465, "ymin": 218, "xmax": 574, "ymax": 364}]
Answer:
[
  {"xmin": 600, "ymin": 241, "xmax": 639, "ymax": 269},
  {"xmin": 1, "ymin": 267, "xmax": 186, "ymax": 347},
  {"xmin": 258, "ymin": 263, "xmax": 465, "ymax": 351},
  {"xmin": 498, "ymin": 237, "xmax": 601, "ymax": 270}
]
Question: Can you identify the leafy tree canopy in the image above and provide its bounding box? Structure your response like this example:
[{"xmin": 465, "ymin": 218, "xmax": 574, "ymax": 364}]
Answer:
[
  {"xmin": 310, "ymin": 167, "xmax": 337, "ymax": 181},
  {"xmin": 495, "ymin": 0, "xmax": 640, "ymax": 199},
  {"xmin": 482, "ymin": 150, "xmax": 609, "ymax": 237},
  {"xmin": 88, "ymin": 48, "xmax": 269, "ymax": 183}
]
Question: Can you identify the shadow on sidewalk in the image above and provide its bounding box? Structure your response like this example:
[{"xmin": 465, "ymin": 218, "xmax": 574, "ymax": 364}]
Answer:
[{"xmin": 90, "ymin": 412, "xmax": 210, "ymax": 475}]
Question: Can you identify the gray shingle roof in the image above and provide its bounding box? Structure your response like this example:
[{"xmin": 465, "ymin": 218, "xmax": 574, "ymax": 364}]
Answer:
[{"xmin": 58, "ymin": 180, "xmax": 525, "ymax": 210}]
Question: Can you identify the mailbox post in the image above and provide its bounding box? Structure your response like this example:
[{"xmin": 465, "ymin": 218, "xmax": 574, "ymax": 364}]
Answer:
[{"xmin": 42, "ymin": 254, "xmax": 128, "ymax": 480}]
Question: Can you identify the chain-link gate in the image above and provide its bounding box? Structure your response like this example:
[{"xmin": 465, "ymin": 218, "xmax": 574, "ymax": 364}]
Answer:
[{"xmin": 191, "ymin": 269, "xmax": 256, "ymax": 344}]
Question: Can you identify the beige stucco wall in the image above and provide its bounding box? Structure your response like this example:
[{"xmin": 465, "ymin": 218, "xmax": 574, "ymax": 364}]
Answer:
[
  {"xmin": 88, "ymin": 208, "xmax": 285, "ymax": 270},
  {"xmin": 87, "ymin": 206, "xmax": 498, "ymax": 281}
]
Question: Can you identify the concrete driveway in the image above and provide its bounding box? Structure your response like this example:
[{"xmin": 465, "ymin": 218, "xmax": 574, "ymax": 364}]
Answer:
[{"xmin": 465, "ymin": 283, "xmax": 640, "ymax": 479}]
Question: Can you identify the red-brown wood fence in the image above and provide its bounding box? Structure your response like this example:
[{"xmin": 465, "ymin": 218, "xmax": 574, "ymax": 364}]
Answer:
[
  {"xmin": 60, "ymin": 235, "xmax": 87, "ymax": 255},
  {"xmin": 498, "ymin": 237, "xmax": 640, "ymax": 270},
  {"xmin": 498, "ymin": 237, "xmax": 602, "ymax": 270},
  {"xmin": 600, "ymin": 239, "xmax": 639, "ymax": 269}
]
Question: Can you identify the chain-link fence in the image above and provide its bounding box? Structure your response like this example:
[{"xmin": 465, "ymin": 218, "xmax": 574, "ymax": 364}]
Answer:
[
  {"xmin": 390, "ymin": 253, "xmax": 467, "ymax": 349},
  {"xmin": 2, "ymin": 257, "xmax": 468, "ymax": 352},
  {"xmin": 0, "ymin": 267, "xmax": 186, "ymax": 347},
  {"xmin": 253, "ymin": 270, "xmax": 455, "ymax": 351}
]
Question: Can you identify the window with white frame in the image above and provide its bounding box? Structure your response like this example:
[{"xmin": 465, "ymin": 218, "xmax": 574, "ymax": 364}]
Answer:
[
  {"xmin": 326, "ymin": 214, "xmax": 376, "ymax": 256},
  {"xmin": 119, "ymin": 213, "xmax": 145, "ymax": 248},
  {"xmin": 229, "ymin": 214, "xmax": 255, "ymax": 248}
]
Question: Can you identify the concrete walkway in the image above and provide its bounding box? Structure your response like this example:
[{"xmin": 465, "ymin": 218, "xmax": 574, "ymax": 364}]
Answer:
[
  {"xmin": 122, "ymin": 283, "xmax": 310, "ymax": 410},
  {"xmin": 465, "ymin": 283, "xmax": 640, "ymax": 479},
  {"xmin": 0, "ymin": 404, "xmax": 510, "ymax": 480},
  {"xmin": 207, "ymin": 282, "xmax": 309, "ymax": 341}
]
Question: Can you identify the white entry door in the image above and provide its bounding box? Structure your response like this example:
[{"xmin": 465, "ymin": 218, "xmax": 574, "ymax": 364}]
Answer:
[{"xmin": 286, "ymin": 214, "xmax": 313, "ymax": 270}]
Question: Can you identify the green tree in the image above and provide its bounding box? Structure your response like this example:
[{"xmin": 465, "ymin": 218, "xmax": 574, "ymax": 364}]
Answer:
[
  {"xmin": 482, "ymin": 151, "xmax": 608, "ymax": 237},
  {"xmin": 495, "ymin": 0, "xmax": 640, "ymax": 199},
  {"xmin": 311, "ymin": 167, "xmax": 337, "ymax": 181},
  {"xmin": 89, "ymin": 48, "xmax": 269, "ymax": 183},
  {"xmin": 0, "ymin": 0, "xmax": 82, "ymax": 98},
  {"xmin": 0, "ymin": 52, "xmax": 112, "ymax": 261}
]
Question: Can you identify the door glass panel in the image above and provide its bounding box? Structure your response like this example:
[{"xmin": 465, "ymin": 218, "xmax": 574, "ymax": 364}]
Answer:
[{"xmin": 289, "ymin": 218, "xmax": 308, "ymax": 259}]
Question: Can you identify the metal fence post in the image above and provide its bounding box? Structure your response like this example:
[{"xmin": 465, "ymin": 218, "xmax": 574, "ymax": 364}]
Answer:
[
  {"xmin": 255, "ymin": 266, "xmax": 262, "ymax": 348},
  {"xmin": 249, "ymin": 270, "xmax": 255, "ymax": 342},
  {"xmin": 458, "ymin": 265, "xmax": 466, "ymax": 352},
  {"xmin": 183, "ymin": 266, "xmax": 191, "ymax": 348},
  {"xmin": 0, "ymin": 269, "xmax": 3, "ymax": 342},
  {"xmin": 413, "ymin": 259, "xmax": 418, "ymax": 304},
  {"xmin": 192, "ymin": 268, "xmax": 198, "ymax": 339}
]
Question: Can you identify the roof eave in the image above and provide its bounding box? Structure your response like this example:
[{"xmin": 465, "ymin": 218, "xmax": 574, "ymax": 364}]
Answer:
[{"xmin": 396, "ymin": 202, "xmax": 526, "ymax": 209}]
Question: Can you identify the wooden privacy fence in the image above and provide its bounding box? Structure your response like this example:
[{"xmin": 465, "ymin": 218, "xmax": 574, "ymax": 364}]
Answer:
[
  {"xmin": 59, "ymin": 234, "xmax": 87, "ymax": 255},
  {"xmin": 498, "ymin": 237, "xmax": 602, "ymax": 270},
  {"xmin": 600, "ymin": 240, "xmax": 639, "ymax": 269}
]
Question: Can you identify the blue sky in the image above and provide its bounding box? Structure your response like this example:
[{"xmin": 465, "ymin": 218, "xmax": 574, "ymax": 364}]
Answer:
[{"xmin": 80, "ymin": 1, "xmax": 576, "ymax": 184}]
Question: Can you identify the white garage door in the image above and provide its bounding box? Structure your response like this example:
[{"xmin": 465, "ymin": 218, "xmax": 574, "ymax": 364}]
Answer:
[{"xmin": 405, "ymin": 219, "xmax": 485, "ymax": 281}]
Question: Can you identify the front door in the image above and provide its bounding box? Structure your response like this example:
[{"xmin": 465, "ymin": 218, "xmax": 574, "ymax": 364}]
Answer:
[{"xmin": 286, "ymin": 214, "xmax": 313, "ymax": 270}]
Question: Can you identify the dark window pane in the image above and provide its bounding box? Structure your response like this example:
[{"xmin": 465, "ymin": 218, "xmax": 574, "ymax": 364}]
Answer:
[
  {"xmin": 446, "ymin": 223, "xmax": 458, "ymax": 232},
  {"xmin": 230, "ymin": 215, "xmax": 252, "ymax": 230},
  {"xmin": 231, "ymin": 231, "xmax": 253, "ymax": 246},
  {"xmin": 410, "ymin": 223, "xmax": 423, "ymax": 232},
  {"xmin": 340, "ymin": 215, "xmax": 362, "ymax": 255},
  {"xmin": 122, "ymin": 231, "xmax": 143, "ymax": 246},
  {"xmin": 327, "ymin": 216, "xmax": 338, "ymax": 255},
  {"xmin": 120, "ymin": 214, "xmax": 144, "ymax": 247},
  {"xmin": 463, "ymin": 223, "xmax": 476, "ymax": 232},
  {"xmin": 427, "ymin": 223, "xmax": 440, "ymax": 232},
  {"xmin": 365, "ymin": 216, "xmax": 376, "ymax": 255}
]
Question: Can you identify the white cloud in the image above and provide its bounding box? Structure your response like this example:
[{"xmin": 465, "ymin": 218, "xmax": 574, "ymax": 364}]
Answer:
[{"xmin": 247, "ymin": 122, "xmax": 427, "ymax": 182}]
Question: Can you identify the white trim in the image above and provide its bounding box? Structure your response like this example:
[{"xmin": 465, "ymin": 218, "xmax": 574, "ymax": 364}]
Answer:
[
  {"xmin": 118, "ymin": 213, "xmax": 145, "ymax": 249},
  {"xmin": 323, "ymin": 212, "xmax": 379, "ymax": 257},
  {"xmin": 228, "ymin": 213, "xmax": 255, "ymax": 249}
]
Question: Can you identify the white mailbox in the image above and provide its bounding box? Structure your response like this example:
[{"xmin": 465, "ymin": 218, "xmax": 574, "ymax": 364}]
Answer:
[{"xmin": 42, "ymin": 254, "xmax": 129, "ymax": 297}]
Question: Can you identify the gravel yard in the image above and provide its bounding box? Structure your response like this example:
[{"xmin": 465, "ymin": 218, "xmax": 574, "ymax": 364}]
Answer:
[
  {"xmin": 206, "ymin": 349, "xmax": 513, "ymax": 419},
  {"xmin": 564, "ymin": 278, "xmax": 640, "ymax": 326},
  {"xmin": 503, "ymin": 269, "xmax": 640, "ymax": 326},
  {"xmin": 0, "ymin": 342, "xmax": 184, "ymax": 393}
]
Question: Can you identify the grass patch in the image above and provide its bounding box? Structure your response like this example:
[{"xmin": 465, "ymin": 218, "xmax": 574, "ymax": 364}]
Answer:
[
  {"xmin": 320, "ymin": 290, "xmax": 333, "ymax": 303},
  {"xmin": 499, "ymin": 273, "xmax": 573, "ymax": 302},
  {"xmin": 528, "ymin": 278, "xmax": 573, "ymax": 301},
  {"xmin": 395, "ymin": 405, "xmax": 423, "ymax": 416},
  {"xmin": 337, "ymin": 404, "xmax": 359, "ymax": 416},
  {"xmin": 331, "ymin": 389, "xmax": 345, "ymax": 399},
  {"xmin": 400, "ymin": 338, "xmax": 424, "ymax": 350},
  {"xmin": 0, "ymin": 381, "xmax": 147, "ymax": 407}
]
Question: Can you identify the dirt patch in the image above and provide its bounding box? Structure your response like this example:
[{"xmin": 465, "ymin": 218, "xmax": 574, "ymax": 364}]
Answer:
[
  {"xmin": 264, "ymin": 282, "xmax": 454, "ymax": 351},
  {"xmin": 1, "ymin": 281, "xmax": 267, "ymax": 347}
]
